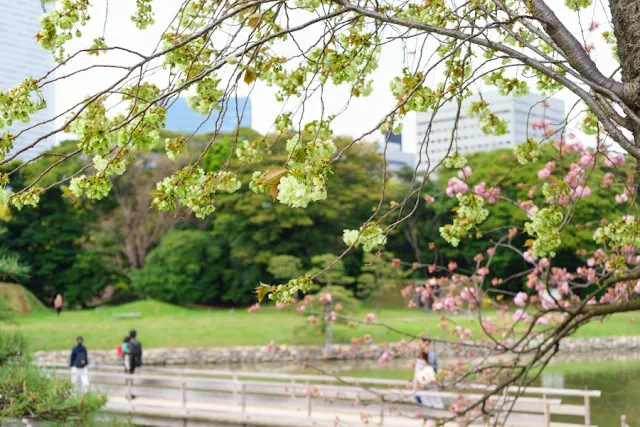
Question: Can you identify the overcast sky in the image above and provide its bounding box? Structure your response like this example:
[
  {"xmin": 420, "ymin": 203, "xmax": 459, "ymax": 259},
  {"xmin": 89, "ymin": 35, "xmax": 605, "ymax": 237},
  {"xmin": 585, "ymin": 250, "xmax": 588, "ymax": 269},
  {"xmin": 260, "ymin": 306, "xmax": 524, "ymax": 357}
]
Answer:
[{"xmin": 50, "ymin": 1, "xmax": 617, "ymax": 151}]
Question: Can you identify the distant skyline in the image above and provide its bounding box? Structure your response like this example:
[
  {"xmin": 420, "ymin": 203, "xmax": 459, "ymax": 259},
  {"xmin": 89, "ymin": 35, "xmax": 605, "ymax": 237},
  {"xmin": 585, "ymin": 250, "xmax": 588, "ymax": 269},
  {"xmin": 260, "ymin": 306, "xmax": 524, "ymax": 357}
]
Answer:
[
  {"xmin": 0, "ymin": 1, "xmax": 56, "ymax": 160},
  {"xmin": 165, "ymin": 97, "xmax": 252, "ymax": 135},
  {"xmin": 16, "ymin": 1, "xmax": 618, "ymax": 148}
]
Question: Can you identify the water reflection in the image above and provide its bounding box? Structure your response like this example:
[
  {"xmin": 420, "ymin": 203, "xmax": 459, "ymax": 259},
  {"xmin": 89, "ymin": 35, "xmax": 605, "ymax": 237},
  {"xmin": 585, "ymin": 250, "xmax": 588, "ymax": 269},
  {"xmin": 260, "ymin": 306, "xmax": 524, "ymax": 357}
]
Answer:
[{"xmin": 542, "ymin": 357, "xmax": 640, "ymax": 427}]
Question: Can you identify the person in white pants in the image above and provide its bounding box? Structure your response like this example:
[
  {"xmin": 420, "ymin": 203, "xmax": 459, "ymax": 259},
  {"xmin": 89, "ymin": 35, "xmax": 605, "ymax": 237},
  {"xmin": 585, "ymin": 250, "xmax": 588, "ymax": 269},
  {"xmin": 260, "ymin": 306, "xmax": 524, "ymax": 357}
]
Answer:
[{"xmin": 69, "ymin": 336, "xmax": 90, "ymax": 393}]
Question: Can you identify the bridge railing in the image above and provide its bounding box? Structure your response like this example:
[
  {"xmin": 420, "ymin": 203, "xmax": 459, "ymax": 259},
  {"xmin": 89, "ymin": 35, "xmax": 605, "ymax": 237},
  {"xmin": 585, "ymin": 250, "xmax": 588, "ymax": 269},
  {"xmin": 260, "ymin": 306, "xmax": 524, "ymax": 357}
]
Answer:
[{"xmin": 41, "ymin": 364, "xmax": 599, "ymax": 426}]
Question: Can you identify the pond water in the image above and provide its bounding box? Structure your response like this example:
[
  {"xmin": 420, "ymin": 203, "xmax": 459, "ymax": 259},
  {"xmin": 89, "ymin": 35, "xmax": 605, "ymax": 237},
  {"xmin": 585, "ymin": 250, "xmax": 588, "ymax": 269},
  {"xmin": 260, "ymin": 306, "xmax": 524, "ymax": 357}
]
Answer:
[{"xmin": 212, "ymin": 353, "xmax": 640, "ymax": 427}]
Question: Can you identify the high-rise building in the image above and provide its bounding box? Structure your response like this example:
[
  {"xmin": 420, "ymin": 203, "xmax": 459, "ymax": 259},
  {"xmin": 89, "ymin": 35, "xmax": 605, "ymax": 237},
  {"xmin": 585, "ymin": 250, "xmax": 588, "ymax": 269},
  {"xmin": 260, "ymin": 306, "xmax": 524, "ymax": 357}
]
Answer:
[
  {"xmin": 0, "ymin": 1, "xmax": 56, "ymax": 161},
  {"xmin": 165, "ymin": 97, "xmax": 252, "ymax": 135},
  {"xmin": 378, "ymin": 132, "xmax": 415, "ymax": 172},
  {"xmin": 410, "ymin": 92, "xmax": 565, "ymax": 170}
]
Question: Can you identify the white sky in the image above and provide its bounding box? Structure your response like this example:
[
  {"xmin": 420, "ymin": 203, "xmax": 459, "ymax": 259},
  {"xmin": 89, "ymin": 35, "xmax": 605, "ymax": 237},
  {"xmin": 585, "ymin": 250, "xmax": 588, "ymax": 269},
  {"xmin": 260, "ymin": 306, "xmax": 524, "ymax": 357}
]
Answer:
[{"xmin": 50, "ymin": 1, "xmax": 618, "ymax": 152}]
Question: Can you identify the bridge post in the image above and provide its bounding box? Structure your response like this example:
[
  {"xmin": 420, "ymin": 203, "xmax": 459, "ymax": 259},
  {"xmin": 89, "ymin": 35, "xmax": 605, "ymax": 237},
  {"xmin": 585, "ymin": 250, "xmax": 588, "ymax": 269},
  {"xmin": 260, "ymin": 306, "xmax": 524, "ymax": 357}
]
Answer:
[
  {"xmin": 584, "ymin": 392, "xmax": 591, "ymax": 425},
  {"xmin": 232, "ymin": 374, "xmax": 238, "ymax": 400},
  {"xmin": 290, "ymin": 379, "xmax": 296, "ymax": 398},
  {"xmin": 379, "ymin": 397, "xmax": 384, "ymax": 425},
  {"xmin": 306, "ymin": 381, "xmax": 312, "ymax": 417},
  {"xmin": 543, "ymin": 395, "xmax": 550, "ymax": 427},
  {"xmin": 241, "ymin": 384, "xmax": 246, "ymax": 412},
  {"xmin": 180, "ymin": 381, "xmax": 186, "ymax": 409}
]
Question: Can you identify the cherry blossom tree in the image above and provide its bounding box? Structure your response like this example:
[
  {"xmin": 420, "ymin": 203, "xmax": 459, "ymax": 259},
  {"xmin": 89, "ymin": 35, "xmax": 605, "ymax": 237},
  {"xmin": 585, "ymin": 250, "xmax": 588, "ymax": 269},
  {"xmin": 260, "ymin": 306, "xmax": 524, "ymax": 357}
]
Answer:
[{"xmin": 1, "ymin": 0, "xmax": 640, "ymax": 424}]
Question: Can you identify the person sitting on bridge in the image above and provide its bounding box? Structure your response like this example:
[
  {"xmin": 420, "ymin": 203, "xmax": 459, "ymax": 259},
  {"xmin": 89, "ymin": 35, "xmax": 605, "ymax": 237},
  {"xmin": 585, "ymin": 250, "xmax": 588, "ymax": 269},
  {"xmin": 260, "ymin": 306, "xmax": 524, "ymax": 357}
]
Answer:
[{"xmin": 413, "ymin": 352, "xmax": 444, "ymax": 409}]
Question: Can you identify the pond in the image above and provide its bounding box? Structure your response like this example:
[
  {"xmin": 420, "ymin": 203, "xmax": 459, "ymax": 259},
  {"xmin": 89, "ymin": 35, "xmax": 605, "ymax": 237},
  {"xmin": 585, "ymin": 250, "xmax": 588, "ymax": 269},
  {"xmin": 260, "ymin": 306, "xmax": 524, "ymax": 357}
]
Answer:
[{"xmin": 216, "ymin": 353, "xmax": 640, "ymax": 427}]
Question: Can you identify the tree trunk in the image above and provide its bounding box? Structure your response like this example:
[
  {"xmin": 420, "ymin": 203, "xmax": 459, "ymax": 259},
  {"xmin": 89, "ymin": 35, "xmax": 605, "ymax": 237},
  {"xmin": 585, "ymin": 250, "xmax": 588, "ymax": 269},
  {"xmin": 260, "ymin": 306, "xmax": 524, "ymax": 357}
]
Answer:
[{"xmin": 610, "ymin": 0, "xmax": 640, "ymax": 105}]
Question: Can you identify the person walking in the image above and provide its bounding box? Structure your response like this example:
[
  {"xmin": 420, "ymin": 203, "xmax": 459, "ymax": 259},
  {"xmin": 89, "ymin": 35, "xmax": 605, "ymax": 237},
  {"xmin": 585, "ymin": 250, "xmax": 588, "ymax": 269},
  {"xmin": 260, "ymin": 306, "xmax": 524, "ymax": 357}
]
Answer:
[
  {"xmin": 54, "ymin": 294, "xmax": 63, "ymax": 316},
  {"xmin": 126, "ymin": 330, "xmax": 143, "ymax": 400},
  {"xmin": 69, "ymin": 336, "xmax": 89, "ymax": 393}
]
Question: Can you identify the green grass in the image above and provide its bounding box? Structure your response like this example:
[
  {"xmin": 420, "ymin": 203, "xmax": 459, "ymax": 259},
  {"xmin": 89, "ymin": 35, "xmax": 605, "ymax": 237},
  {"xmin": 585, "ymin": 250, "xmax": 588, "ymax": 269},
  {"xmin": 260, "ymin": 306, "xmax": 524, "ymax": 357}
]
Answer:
[
  {"xmin": 3, "ymin": 300, "xmax": 638, "ymax": 352},
  {"xmin": 0, "ymin": 283, "xmax": 48, "ymax": 314}
]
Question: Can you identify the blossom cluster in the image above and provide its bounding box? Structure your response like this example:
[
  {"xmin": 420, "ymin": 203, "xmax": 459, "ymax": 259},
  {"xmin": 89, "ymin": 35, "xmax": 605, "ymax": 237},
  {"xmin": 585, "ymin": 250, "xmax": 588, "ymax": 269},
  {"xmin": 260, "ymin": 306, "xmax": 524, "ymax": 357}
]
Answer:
[
  {"xmin": 250, "ymin": 135, "xmax": 336, "ymax": 208},
  {"xmin": 236, "ymin": 139, "xmax": 270, "ymax": 164},
  {"xmin": 151, "ymin": 166, "xmax": 241, "ymax": 218},
  {"xmin": 343, "ymin": 224, "xmax": 387, "ymax": 252},
  {"xmin": 524, "ymin": 206, "xmax": 563, "ymax": 258}
]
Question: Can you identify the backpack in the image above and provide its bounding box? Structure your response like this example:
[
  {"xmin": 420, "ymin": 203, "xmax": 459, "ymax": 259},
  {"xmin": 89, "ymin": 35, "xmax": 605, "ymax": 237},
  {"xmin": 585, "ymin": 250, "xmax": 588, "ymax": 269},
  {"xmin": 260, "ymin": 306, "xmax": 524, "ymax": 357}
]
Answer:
[
  {"xmin": 74, "ymin": 346, "xmax": 87, "ymax": 368},
  {"xmin": 130, "ymin": 340, "xmax": 143, "ymax": 367},
  {"xmin": 116, "ymin": 344, "xmax": 123, "ymax": 358}
]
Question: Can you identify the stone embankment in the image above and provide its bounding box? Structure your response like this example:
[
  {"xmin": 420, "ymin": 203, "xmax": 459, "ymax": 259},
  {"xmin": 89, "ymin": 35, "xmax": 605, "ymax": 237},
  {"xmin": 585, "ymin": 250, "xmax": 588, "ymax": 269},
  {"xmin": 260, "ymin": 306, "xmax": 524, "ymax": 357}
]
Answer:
[{"xmin": 34, "ymin": 336, "xmax": 640, "ymax": 366}]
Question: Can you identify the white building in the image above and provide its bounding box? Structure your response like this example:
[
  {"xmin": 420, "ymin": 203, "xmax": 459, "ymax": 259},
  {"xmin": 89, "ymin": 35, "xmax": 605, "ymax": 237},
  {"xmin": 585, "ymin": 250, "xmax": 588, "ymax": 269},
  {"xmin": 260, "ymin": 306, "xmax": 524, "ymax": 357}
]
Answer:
[
  {"xmin": 0, "ymin": 1, "xmax": 56, "ymax": 161},
  {"xmin": 407, "ymin": 92, "xmax": 565, "ymax": 170}
]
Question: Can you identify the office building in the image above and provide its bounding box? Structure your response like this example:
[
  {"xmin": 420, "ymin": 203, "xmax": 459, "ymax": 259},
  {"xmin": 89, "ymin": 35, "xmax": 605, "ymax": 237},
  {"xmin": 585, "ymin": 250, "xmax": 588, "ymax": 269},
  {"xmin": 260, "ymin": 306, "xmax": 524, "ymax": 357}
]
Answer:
[
  {"xmin": 410, "ymin": 92, "xmax": 565, "ymax": 169},
  {"xmin": 0, "ymin": 1, "xmax": 56, "ymax": 161},
  {"xmin": 379, "ymin": 132, "xmax": 416, "ymax": 172},
  {"xmin": 165, "ymin": 97, "xmax": 252, "ymax": 135}
]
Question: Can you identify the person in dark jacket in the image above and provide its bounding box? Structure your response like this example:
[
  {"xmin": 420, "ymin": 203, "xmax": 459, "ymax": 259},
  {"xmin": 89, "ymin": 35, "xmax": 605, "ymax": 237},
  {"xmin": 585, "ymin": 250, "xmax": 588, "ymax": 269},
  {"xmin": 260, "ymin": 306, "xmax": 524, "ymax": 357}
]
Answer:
[
  {"xmin": 125, "ymin": 330, "xmax": 143, "ymax": 400},
  {"xmin": 69, "ymin": 336, "xmax": 89, "ymax": 393}
]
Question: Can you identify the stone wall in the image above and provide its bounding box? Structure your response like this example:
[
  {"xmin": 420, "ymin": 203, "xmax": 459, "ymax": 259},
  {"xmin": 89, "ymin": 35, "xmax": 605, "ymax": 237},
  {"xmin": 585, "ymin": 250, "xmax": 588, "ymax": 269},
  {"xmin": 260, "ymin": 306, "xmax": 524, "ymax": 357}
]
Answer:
[{"xmin": 34, "ymin": 336, "xmax": 640, "ymax": 367}]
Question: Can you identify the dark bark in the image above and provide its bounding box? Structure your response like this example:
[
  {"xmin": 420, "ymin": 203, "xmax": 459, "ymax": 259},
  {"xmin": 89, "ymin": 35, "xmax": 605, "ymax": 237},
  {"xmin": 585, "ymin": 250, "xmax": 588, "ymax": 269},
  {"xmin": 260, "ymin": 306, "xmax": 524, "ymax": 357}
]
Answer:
[
  {"xmin": 610, "ymin": 0, "xmax": 640, "ymax": 88},
  {"xmin": 529, "ymin": 0, "xmax": 626, "ymax": 97}
]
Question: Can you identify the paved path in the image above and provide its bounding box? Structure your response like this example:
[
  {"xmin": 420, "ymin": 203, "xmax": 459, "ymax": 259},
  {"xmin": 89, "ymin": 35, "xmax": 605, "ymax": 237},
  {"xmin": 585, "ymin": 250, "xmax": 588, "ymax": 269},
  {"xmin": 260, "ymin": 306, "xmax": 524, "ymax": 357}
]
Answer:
[{"xmin": 105, "ymin": 395, "xmax": 458, "ymax": 426}]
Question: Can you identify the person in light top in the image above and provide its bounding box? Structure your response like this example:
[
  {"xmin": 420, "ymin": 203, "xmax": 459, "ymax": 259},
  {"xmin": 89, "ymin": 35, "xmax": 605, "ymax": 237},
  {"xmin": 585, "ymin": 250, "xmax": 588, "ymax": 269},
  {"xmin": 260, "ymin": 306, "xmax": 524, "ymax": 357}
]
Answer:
[{"xmin": 413, "ymin": 351, "xmax": 444, "ymax": 409}]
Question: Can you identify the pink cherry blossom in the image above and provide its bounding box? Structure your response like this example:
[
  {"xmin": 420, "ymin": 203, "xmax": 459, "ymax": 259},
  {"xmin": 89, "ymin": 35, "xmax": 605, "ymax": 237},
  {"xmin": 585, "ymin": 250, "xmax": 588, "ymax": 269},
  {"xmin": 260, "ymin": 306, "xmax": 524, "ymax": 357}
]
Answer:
[
  {"xmin": 603, "ymin": 153, "xmax": 624, "ymax": 167},
  {"xmin": 424, "ymin": 194, "xmax": 435, "ymax": 203},
  {"xmin": 531, "ymin": 119, "xmax": 551, "ymax": 131},
  {"xmin": 634, "ymin": 281, "xmax": 640, "ymax": 295},
  {"xmin": 589, "ymin": 20, "xmax": 599, "ymax": 31},
  {"xmin": 573, "ymin": 185, "xmax": 592, "ymax": 198},
  {"xmin": 334, "ymin": 303, "xmax": 343, "ymax": 312},
  {"xmin": 324, "ymin": 311, "xmax": 337, "ymax": 322},
  {"xmin": 602, "ymin": 172, "xmax": 615, "ymax": 189},
  {"xmin": 275, "ymin": 301, "xmax": 285, "ymax": 310},
  {"xmin": 537, "ymin": 167, "xmax": 551, "ymax": 179},
  {"xmin": 363, "ymin": 313, "xmax": 376, "ymax": 323},
  {"xmin": 615, "ymin": 193, "xmax": 628, "ymax": 204},
  {"xmin": 587, "ymin": 258, "xmax": 596, "ymax": 267},
  {"xmin": 514, "ymin": 292, "xmax": 528, "ymax": 307},
  {"xmin": 457, "ymin": 166, "xmax": 472, "ymax": 179},
  {"xmin": 248, "ymin": 303, "xmax": 261, "ymax": 313},
  {"xmin": 513, "ymin": 309, "xmax": 529, "ymax": 323},
  {"xmin": 319, "ymin": 293, "xmax": 333, "ymax": 304},
  {"xmin": 477, "ymin": 267, "xmax": 490, "ymax": 277},
  {"xmin": 448, "ymin": 261, "xmax": 458, "ymax": 271},
  {"xmin": 523, "ymin": 249, "xmax": 537, "ymax": 264},
  {"xmin": 377, "ymin": 351, "xmax": 392, "ymax": 365},
  {"xmin": 475, "ymin": 182, "xmax": 501, "ymax": 204},
  {"xmin": 296, "ymin": 304, "xmax": 306, "ymax": 314},
  {"xmin": 446, "ymin": 177, "xmax": 469, "ymax": 197},
  {"xmin": 307, "ymin": 315, "xmax": 318, "ymax": 324},
  {"xmin": 580, "ymin": 152, "xmax": 595, "ymax": 167}
]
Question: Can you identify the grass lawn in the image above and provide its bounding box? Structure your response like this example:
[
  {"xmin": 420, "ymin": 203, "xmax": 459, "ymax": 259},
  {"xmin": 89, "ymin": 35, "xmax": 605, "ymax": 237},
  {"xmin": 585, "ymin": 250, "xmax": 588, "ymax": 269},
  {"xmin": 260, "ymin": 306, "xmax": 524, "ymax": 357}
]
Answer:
[{"xmin": 3, "ymin": 300, "xmax": 638, "ymax": 352}]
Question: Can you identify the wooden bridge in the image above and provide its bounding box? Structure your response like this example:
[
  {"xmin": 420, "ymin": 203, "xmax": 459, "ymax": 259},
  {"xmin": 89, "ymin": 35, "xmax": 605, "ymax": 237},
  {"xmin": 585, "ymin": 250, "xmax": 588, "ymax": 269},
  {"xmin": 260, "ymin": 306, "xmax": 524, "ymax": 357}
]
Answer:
[{"xmin": 43, "ymin": 365, "xmax": 600, "ymax": 427}]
